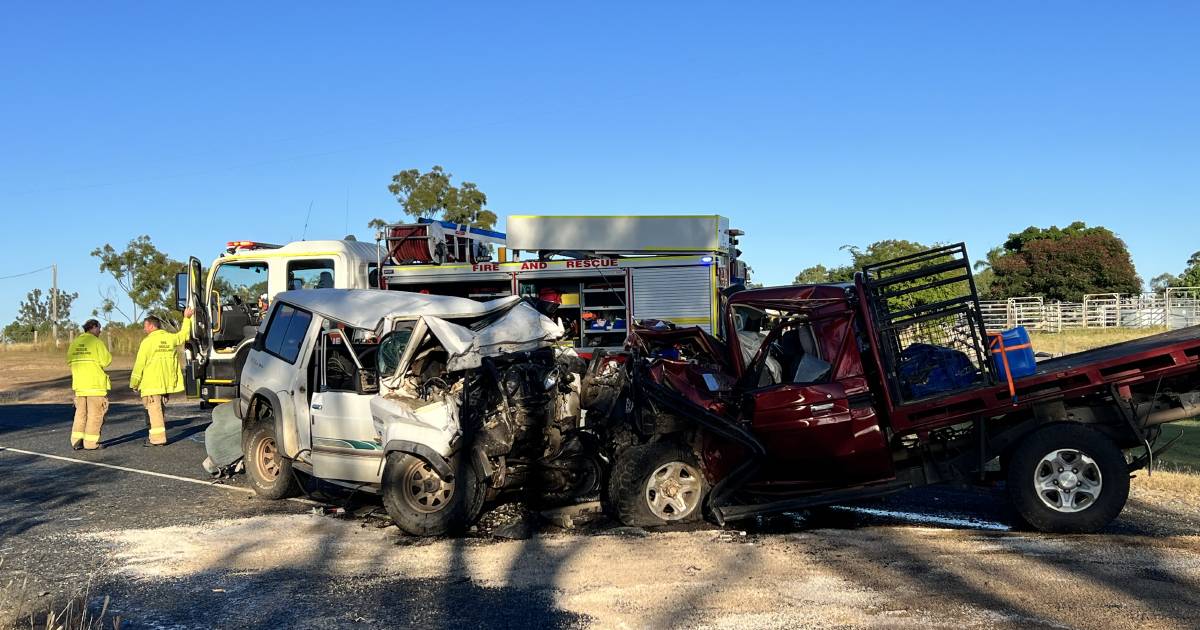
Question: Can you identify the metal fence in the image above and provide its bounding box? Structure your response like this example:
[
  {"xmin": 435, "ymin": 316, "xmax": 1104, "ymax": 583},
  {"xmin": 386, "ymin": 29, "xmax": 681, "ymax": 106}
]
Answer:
[{"xmin": 980, "ymin": 288, "xmax": 1200, "ymax": 332}]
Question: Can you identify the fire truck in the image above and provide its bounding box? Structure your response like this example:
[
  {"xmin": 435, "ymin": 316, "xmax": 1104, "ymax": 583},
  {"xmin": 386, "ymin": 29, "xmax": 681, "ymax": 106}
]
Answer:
[{"xmin": 376, "ymin": 215, "xmax": 749, "ymax": 353}]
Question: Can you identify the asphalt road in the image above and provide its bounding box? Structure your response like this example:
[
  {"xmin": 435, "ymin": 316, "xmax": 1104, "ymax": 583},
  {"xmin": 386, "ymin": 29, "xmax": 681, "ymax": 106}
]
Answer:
[{"xmin": 3, "ymin": 401, "xmax": 1200, "ymax": 629}]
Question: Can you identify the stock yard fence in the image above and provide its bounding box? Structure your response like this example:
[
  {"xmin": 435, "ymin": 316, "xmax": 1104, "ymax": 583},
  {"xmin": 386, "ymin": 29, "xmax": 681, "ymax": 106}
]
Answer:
[{"xmin": 980, "ymin": 288, "xmax": 1200, "ymax": 332}]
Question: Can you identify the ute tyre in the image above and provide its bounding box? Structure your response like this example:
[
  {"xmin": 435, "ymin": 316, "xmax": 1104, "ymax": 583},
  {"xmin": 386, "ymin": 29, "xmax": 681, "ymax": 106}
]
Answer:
[
  {"xmin": 1006, "ymin": 423, "xmax": 1129, "ymax": 534},
  {"xmin": 608, "ymin": 442, "xmax": 707, "ymax": 527},
  {"xmin": 244, "ymin": 422, "xmax": 300, "ymax": 500},
  {"xmin": 382, "ymin": 452, "xmax": 485, "ymax": 537}
]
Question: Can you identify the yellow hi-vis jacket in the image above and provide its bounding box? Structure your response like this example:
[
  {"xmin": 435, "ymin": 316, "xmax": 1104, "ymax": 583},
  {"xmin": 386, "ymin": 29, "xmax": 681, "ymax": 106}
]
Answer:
[
  {"xmin": 130, "ymin": 317, "xmax": 192, "ymax": 397},
  {"xmin": 67, "ymin": 332, "xmax": 112, "ymax": 396}
]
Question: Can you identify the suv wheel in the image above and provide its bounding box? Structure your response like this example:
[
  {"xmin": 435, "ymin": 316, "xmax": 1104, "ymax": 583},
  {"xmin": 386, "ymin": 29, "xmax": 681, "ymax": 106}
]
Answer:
[
  {"xmin": 1006, "ymin": 423, "xmax": 1129, "ymax": 533},
  {"xmin": 608, "ymin": 442, "xmax": 707, "ymax": 527},
  {"xmin": 243, "ymin": 404, "xmax": 300, "ymax": 499},
  {"xmin": 381, "ymin": 452, "xmax": 485, "ymax": 537}
]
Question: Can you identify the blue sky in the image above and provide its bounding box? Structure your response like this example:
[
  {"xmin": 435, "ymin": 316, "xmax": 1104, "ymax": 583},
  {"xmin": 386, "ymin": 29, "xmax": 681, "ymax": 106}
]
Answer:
[{"xmin": 1, "ymin": 3, "xmax": 1197, "ymax": 325}]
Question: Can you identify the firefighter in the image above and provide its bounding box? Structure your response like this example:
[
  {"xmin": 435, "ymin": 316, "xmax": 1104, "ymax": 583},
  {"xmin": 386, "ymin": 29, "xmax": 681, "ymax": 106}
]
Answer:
[
  {"xmin": 130, "ymin": 308, "xmax": 194, "ymax": 446},
  {"xmin": 67, "ymin": 319, "xmax": 112, "ymax": 450}
]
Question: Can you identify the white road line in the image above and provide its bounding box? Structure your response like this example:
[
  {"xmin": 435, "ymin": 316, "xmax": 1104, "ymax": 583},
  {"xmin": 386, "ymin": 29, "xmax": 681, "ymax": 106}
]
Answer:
[{"xmin": 0, "ymin": 445, "xmax": 323, "ymax": 506}]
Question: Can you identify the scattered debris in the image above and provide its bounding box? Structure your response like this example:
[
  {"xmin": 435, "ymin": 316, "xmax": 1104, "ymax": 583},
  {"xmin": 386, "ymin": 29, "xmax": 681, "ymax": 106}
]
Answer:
[
  {"xmin": 600, "ymin": 526, "xmax": 649, "ymax": 538},
  {"xmin": 310, "ymin": 506, "xmax": 347, "ymax": 518},
  {"xmin": 490, "ymin": 515, "xmax": 538, "ymax": 540},
  {"xmin": 711, "ymin": 530, "xmax": 748, "ymax": 543},
  {"xmin": 474, "ymin": 503, "xmax": 537, "ymax": 538},
  {"xmin": 539, "ymin": 501, "xmax": 603, "ymax": 530}
]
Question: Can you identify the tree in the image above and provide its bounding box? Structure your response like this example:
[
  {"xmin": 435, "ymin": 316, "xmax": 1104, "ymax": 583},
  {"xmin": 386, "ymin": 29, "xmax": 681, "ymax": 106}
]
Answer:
[
  {"xmin": 987, "ymin": 222, "xmax": 1142, "ymax": 302},
  {"xmin": 792, "ymin": 263, "xmax": 834, "ymax": 285},
  {"xmin": 795, "ymin": 240, "xmax": 938, "ymax": 283},
  {"xmin": 2, "ymin": 286, "xmax": 77, "ymax": 342},
  {"xmin": 378, "ymin": 165, "xmax": 497, "ymax": 230},
  {"xmin": 91, "ymin": 235, "xmax": 182, "ymax": 323},
  {"xmin": 1151, "ymin": 272, "xmax": 1178, "ymax": 294},
  {"xmin": 1154, "ymin": 251, "xmax": 1200, "ymax": 292},
  {"xmin": 972, "ymin": 246, "xmax": 1004, "ymax": 298},
  {"xmin": 793, "ymin": 240, "xmax": 965, "ymax": 310}
]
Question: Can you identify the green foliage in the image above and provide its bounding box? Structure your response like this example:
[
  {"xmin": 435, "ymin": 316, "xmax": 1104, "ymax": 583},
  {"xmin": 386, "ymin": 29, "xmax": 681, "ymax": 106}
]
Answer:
[
  {"xmin": 379, "ymin": 165, "xmax": 497, "ymax": 230},
  {"xmin": 971, "ymin": 247, "xmax": 1004, "ymax": 298},
  {"xmin": 91, "ymin": 235, "xmax": 182, "ymax": 324},
  {"xmin": 794, "ymin": 240, "xmax": 938, "ymax": 284},
  {"xmin": 988, "ymin": 222, "xmax": 1142, "ymax": 302},
  {"xmin": 792, "ymin": 263, "xmax": 836, "ymax": 284},
  {"xmin": 2, "ymin": 286, "xmax": 78, "ymax": 342},
  {"xmin": 1155, "ymin": 252, "xmax": 1200, "ymax": 292},
  {"xmin": 793, "ymin": 240, "xmax": 965, "ymax": 310}
]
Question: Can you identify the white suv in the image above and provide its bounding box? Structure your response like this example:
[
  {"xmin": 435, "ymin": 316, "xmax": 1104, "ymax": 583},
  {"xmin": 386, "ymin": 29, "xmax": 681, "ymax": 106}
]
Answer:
[{"xmin": 236, "ymin": 288, "xmax": 598, "ymax": 536}]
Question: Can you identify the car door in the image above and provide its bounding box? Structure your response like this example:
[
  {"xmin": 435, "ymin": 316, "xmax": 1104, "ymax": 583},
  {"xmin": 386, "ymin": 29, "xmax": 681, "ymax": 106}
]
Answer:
[
  {"xmin": 742, "ymin": 315, "xmax": 893, "ymax": 488},
  {"xmin": 310, "ymin": 327, "xmax": 384, "ymax": 483},
  {"xmin": 180, "ymin": 256, "xmax": 212, "ymax": 398}
]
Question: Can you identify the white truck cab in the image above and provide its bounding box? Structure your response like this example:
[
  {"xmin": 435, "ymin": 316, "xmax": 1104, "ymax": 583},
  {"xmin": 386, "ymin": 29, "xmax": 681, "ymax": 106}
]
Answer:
[{"xmin": 175, "ymin": 239, "xmax": 382, "ymax": 407}]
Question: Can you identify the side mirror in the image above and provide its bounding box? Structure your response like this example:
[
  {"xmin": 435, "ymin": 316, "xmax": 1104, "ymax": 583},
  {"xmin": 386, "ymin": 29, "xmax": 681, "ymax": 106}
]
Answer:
[
  {"xmin": 174, "ymin": 272, "xmax": 188, "ymax": 311},
  {"xmin": 376, "ymin": 329, "xmax": 412, "ymax": 378}
]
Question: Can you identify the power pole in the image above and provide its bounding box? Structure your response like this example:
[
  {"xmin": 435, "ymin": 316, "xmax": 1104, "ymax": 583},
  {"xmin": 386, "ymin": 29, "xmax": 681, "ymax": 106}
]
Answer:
[{"xmin": 51, "ymin": 263, "xmax": 59, "ymax": 347}]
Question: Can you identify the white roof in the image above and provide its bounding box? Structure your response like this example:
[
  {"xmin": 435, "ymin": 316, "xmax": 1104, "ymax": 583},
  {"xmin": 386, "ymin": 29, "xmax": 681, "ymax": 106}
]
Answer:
[
  {"xmin": 274, "ymin": 288, "xmax": 519, "ymax": 331},
  {"xmin": 228, "ymin": 239, "xmax": 383, "ymax": 261}
]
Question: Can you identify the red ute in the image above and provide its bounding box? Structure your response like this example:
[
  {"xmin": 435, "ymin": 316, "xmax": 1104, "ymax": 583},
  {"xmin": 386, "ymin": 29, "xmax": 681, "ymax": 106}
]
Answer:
[{"xmin": 585, "ymin": 244, "xmax": 1200, "ymax": 533}]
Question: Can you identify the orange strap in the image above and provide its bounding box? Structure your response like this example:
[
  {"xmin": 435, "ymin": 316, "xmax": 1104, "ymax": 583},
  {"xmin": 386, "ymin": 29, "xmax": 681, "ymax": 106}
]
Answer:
[{"xmin": 988, "ymin": 334, "xmax": 1018, "ymax": 402}]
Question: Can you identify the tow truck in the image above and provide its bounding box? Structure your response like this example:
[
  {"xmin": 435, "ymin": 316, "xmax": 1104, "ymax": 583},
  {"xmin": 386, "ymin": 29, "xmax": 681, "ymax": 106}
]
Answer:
[
  {"xmin": 175, "ymin": 238, "xmax": 382, "ymax": 406},
  {"xmin": 586, "ymin": 244, "xmax": 1200, "ymax": 533}
]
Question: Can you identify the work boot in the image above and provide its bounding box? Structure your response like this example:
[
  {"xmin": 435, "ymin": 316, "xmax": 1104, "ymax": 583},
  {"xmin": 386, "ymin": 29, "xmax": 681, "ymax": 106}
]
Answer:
[
  {"xmin": 71, "ymin": 442, "xmax": 83, "ymax": 451},
  {"xmin": 84, "ymin": 444, "xmax": 105, "ymax": 451}
]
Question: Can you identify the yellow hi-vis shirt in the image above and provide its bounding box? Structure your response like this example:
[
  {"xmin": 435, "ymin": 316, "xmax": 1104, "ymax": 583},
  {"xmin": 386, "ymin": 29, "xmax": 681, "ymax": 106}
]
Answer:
[
  {"xmin": 67, "ymin": 332, "xmax": 112, "ymax": 396},
  {"xmin": 130, "ymin": 317, "xmax": 192, "ymax": 396}
]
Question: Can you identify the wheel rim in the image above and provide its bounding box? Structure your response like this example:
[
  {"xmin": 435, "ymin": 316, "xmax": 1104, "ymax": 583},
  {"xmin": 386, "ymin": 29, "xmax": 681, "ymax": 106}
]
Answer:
[
  {"xmin": 1033, "ymin": 448, "xmax": 1103, "ymax": 513},
  {"xmin": 400, "ymin": 460, "xmax": 455, "ymax": 514},
  {"xmin": 644, "ymin": 461, "xmax": 702, "ymax": 521},
  {"xmin": 255, "ymin": 437, "xmax": 281, "ymax": 481}
]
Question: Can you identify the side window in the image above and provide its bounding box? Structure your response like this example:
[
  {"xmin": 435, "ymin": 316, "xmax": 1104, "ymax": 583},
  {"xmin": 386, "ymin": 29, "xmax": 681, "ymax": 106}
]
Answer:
[
  {"xmin": 263, "ymin": 304, "xmax": 313, "ymax": 364},
  {"xmin": 731, "ymin": 305, "xmax": 777, "ymax": 368},
  {"xmin": 263, "ymin": 304, "xmax": 294, "ymax": 356},
  {"xmin": 367, "ymin": 263, "xmax": 379, "ymax": 289},
  {"xmin": 737, "ymin": 305, "xmax": 832, "ymax": 388},
  {"xmin": 286, "ymin": 259, "xmax": 336, "ymax": 291},
  {"xmin": 771, "ymin": 323, "xmax": 831, "ymax": 385}
]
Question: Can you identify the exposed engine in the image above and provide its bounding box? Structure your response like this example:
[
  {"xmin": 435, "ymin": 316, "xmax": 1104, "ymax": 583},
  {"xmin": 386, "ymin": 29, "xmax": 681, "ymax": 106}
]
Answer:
[{"xmin": 385, "ymin": 344, "xmax": 600, "ymax": 504}]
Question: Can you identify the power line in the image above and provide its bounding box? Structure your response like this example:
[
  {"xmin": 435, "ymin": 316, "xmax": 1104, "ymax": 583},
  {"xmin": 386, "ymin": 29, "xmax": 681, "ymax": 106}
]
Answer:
[{"xmin": 0, "ymin": 265, "xmax": 52, "ymax": 281}]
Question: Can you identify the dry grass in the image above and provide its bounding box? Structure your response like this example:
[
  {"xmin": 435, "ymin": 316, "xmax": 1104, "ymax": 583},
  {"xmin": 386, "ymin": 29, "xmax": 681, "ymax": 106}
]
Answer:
[
  {"xmin": 1, "ymin": 328, "xmax": 144, "ymax": 358},
  {"xmin": 0, "ymin": 349, "xmax": 136, "ymax": 404},
  {"xmin": 0, "ymin": 559, "xmax": 122, "ymax": 630},
  {"xmin": 1136, "ymin": 468, "xmax": 1200, "ymax": 494},
  {"xmin": 1027, "ymin": 326, "xmax": 1168, "ymax": 357}
]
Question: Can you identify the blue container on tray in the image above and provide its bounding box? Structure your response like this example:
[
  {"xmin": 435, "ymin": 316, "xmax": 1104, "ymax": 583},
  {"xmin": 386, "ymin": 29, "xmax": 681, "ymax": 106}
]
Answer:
[{"xmin": 988, "ymin": 326, "xmax": 1036, "ymax": 381}]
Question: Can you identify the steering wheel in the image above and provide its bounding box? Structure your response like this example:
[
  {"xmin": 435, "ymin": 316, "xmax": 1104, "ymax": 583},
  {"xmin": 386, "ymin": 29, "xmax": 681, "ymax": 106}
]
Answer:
[{"xmin": 229, "ymin": 294, "xmax": 253, "ymax": 318}]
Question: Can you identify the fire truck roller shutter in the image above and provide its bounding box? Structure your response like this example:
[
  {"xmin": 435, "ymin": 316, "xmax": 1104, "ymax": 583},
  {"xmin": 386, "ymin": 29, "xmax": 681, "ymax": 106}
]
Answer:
[{"xmin": 632, "ymin": 266, "xmax": 713, "ymax": 333}]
